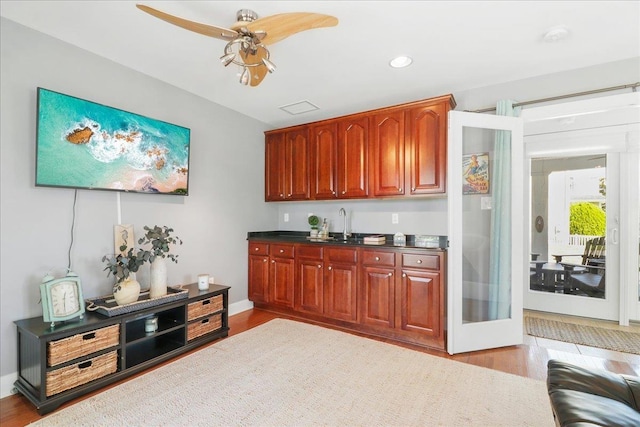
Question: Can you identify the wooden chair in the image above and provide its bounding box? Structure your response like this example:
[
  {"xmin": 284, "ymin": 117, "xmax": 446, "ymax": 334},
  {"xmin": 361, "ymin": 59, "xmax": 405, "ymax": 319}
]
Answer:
[
  {"xmin": 552, "ymin": 236, "xmax": 605, "ymax": 264},
  {"xmin": 561, "ymin": 259, "xmax": 605, "ymax": 298}
]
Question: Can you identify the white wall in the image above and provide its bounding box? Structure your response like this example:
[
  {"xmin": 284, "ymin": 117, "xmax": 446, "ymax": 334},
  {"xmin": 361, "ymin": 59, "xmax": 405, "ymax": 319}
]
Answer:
[{"xmin": 0, "ymin": 18, "xmax": 278, "ymax": 389}]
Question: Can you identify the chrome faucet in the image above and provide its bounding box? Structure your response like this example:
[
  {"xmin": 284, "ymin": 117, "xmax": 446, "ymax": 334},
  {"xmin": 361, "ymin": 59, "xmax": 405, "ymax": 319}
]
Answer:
[{"xmin": 339, "ymin": 208, "xmax": 350, "ymax": 240}]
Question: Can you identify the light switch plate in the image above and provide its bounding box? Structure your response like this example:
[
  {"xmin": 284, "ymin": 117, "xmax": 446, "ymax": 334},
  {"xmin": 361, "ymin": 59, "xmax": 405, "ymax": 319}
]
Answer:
[
  {"xmin": 284, "ymin": 213, "xmax": 289, "ymax": 222},
  {"xmin": 481, "ymin": 197, "xmax": 492, "ymax": 210},
  {"xmin": 392, "ymin": 213, "xmax": 399, "ymax": 224}
]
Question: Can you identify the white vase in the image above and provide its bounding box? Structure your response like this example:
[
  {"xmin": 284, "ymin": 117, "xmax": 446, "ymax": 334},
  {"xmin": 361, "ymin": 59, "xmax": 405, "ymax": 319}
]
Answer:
[
  {"xmin": 150, "ymin": 257, "xmax": 168, "ymax": 298},
  {"xmin": 114, "ymin": 277, "xmax": 141, "ymax": 305}
]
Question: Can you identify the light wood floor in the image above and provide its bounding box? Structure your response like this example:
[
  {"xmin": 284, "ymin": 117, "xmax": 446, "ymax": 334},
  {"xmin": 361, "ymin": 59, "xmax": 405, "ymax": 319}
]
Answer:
[{"xmin": 2, "ymin": 308, "xmax": 639, "ymax": 427}]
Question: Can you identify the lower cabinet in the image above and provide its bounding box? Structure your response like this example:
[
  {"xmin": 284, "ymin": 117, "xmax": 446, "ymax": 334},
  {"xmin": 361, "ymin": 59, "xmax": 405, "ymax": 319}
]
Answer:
[
  {"xmin": 249, "ymin": 239, "xmax": 446, "ymax": 350},
  {"xmin": 14, "ymin": 283, "xmax": 229, "ymax": 415}
]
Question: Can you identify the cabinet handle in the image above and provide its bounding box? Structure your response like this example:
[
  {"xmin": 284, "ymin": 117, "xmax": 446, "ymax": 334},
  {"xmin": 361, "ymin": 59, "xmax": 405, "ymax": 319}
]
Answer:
[
  {"xmin": 318, "ymin": 265, "xmax": 322, "ymax": 268},
  {"xmin": 332, "ymin": 191, "xmax": 336, "ymax": 195},
  {"xmin": 417, "ymin": 259, "xmax": 422, "ymax": 264},
  {"xmin": 279, "ymin": 249, "xmax": 284, "ymax": 253},
  {"xmin": 375, "ymin": 256, "xmax": 380, "ymax": 261},
  {"xmin": 287, "ymin": 193, "xmax": 292, "ymax": 197},
  {"xmin": 402, "ymin": 273, "xmax": 407, "ymax": 278},
  {"xmin": 271, "ymin": 260, "xmax": 275, "ymax": 263},
  {"xmin": 398, "ymin": 187, "xmax": 402, "ymax": 192},
  {"xmin": 254, "ymin": 247, "xmax": 259, "ymax": 251},
  {"xmin": 328, "ymin": 266, "xmax": 332, "ymax": 270},
  {"xmin": 263, "ymin": 258, "xmax": 267, "ymax": 262},
  {"xmin": 82, "ymin": 332, "xmax": 96, "ymax": 340},
  {"xmin": 341, "ymin": 191, "xmax": 346, "ymax": 195},
  {"xmin": 279, "ymin": 193, "xmax": 284, "ymax": 197},
  {"xmin": 388, "ymin": 272, "xmax": 393, "ymax": 277},
  {"xmin": 412, "ymin": 187, "xmax": 416, "ymax": 191},
  {"xmin": 202, "ymin": 300, "xmax": 210, "ymax": 306},
  {"xmin": 201, "ymin": 318, "xmax": 209, "ymax": 325},
  {"xmin": 78, "ymin": 360, "xmax": 93, "ymax": 369}
]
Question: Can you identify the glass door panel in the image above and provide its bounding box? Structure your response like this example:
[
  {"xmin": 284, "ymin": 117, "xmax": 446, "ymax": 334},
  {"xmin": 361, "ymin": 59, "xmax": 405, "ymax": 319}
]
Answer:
[{"xmin": 448, "ymin": 111, "xmax": 524, "ymax": 354}]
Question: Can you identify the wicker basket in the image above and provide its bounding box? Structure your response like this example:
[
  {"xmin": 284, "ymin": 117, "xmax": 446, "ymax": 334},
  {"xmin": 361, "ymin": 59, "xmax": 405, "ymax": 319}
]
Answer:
[
  {"xmin": 187, "ymin": 294, "xmax": 223, "ymax": 321},
  {"xmin": 47, "ymin": 324, "xmax": 120, "ymax": 367},
  {"xmin": 46, "ymin": 351, "xmax": 118, "ymax": 397},
  {"xmin": 187, "ymin": 314, "xmax": 222, "ymax": 341}
]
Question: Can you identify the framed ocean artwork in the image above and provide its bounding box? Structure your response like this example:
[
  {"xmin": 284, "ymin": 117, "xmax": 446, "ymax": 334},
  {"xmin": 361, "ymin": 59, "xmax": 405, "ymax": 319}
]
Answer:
[{"xmin": 35, "ymin": 88, "xmax": 190, "ymax": 195}]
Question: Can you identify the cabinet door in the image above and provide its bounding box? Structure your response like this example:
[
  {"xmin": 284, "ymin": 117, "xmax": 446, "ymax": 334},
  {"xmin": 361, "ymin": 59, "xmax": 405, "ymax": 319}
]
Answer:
[
  {"xmin": 337, "ymin": 116, "xmax": 368, "ymax": 198},
  {"xmin": 407, "ymin": 102, "xmax": 447, "ymax": 194},
  {"xmin": 324, "ymin": 263, "xmax": 357, "ymax": 322},
  {"xmin": 265, "ymin": 132, "xmax": 285, "ymax": 201},
  {"xmin": 248, "ymin": 255, "xmax": 270, "ymax": 303},
  {"xmin": 400, "ymin": 269, "xmax": 441, "ymax": 338},
  {"xmin": 370, "ymin": 111, "xmax": 405, "ymax": 196},
  {"xmin": 285, "ymin": 128, "xmax": 310, "ymax": 200},
  {"xmin": 360, "ymin": 266, "xmax": 395, "ymax": 328},
  {"xmin": 270, "ymin": 257, "xmax": 295, "ymax": 308},
  {"xmin": 296, "ymin": 259, "xmax": 324, "ymax": 314},
  {"xmin": 310, "ymin": 122, "xmax": 338, "ymax": 199}
]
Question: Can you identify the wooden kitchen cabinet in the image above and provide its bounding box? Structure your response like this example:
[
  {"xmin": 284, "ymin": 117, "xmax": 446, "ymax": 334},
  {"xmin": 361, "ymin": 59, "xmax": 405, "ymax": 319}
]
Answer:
[
  {"xmin": 310, "ymin": 115, "xmax": 369, "ymax": 199},
  {"xmin": 370, "ymin": 110, "xmax": 405, "ymax": 197},
  {"xmin": 295, "ymin": 245, "xmax": 324, "ymax": 314},
  {"xmin": 248, "ymin": 238, "xmax": 446, "ymax": 351},
  {"xmin": 264, "ymin": 128, "xmax": 310, "ymax": 201},
  {"xmin": 324, "ymin": 247, "xmax": 358, "ymax": 322},
  {"xmin": 406, "ymin": 96, "xmax": 453, "ymax": 195},
  {"xmin": 265, "ymin": 94, "xmax": 455, "ymax": 202}
]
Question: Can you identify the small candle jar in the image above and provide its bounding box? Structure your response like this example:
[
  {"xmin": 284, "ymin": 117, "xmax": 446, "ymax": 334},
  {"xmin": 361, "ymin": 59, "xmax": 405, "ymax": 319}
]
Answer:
[
  {"xmin": 145, "ymin": 316, "xmax": 158, "ymax": 333},
  {"xmin": 198, "ymin": 274, "xmax": 210, "ymax": 291}
]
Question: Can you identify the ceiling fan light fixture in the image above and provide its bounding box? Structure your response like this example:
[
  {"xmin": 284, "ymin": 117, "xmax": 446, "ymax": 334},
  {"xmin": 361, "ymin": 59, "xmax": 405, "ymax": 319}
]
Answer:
[
  {"xmin": 262, "ymin": 57, "xmax": 276, "ymax": 73},
  {"xmin": 389, "ymin": 56, "xmax": 413, "ymax": 68},
  {"xmin": 239, "ymin": 67, "xmax": 251, "ymax": 85},
  {"xmin": 220, "ymin": 52, "xmax": 237, "ymax": 67}
]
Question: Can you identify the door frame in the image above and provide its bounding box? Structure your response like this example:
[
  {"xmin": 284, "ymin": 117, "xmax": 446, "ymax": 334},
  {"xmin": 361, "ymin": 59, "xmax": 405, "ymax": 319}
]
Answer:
[{"xmin": 521, "ymin": 92, "xmax": 640, "ymax": 325}]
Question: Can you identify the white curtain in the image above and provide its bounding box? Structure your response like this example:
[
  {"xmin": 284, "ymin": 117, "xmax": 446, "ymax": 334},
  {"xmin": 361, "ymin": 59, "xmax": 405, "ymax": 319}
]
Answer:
[{"xmin": 488, "ymin": 100, "xmax": 521, "ymax": 320}]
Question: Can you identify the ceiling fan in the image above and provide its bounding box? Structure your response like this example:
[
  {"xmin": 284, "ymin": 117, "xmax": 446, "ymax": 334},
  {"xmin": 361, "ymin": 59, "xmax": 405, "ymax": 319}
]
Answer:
[{"xmin": 136, "ymin": 4, "xmax": 339, "ymax": 87}]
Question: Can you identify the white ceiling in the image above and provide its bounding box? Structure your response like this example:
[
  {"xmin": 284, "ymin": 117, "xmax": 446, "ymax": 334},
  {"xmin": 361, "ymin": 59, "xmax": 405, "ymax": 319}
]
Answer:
[{"xmin": 1, "ymin": 1, "xmax": 639, "ymax": 128}]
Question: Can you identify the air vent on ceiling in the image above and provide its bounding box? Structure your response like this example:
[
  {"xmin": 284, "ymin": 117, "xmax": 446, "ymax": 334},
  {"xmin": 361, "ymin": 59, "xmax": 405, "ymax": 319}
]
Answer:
[{"xmin": 279, "ymin": 100, "xmax": 319, "ymax": 115}]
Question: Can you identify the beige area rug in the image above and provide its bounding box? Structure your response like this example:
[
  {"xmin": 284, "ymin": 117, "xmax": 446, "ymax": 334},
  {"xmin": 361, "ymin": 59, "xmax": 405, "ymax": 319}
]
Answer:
[
  {"xmin": 525, "ymin": 316, "xmax": 640, "ymax": 355},
  {"xmin": 31, "ymin": 319, "xmax": 553, "ymax": 427}
]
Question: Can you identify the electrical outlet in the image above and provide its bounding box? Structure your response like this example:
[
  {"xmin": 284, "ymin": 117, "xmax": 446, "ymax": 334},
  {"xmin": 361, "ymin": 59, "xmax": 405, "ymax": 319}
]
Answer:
[
  {"xmin": 392, "ymin": 213, "xmax": 399, "ymax": 224},
  {"xmin": 284, "ymin": 213, "xmax": 289, "ymax": 222}
]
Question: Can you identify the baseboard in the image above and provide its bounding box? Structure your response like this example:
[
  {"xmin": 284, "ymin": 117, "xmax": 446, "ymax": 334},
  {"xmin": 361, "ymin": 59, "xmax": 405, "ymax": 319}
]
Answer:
[
  {"xmin": 0, "ymin": 299, "xmax": 255, "ymax": 400},
  {"xmin": 229, "ymin": 299, "xmax": 253, "ymax": 316},
  {"xmin": 1, "ymin": 372, "xmax": 17, "ymax": 399}
]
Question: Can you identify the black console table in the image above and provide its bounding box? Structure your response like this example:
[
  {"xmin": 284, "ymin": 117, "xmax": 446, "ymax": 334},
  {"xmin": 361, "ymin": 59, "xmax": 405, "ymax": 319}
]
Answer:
[{"xmin": 13, "ymin": 283, "xmax": 229, "ymax": 415}]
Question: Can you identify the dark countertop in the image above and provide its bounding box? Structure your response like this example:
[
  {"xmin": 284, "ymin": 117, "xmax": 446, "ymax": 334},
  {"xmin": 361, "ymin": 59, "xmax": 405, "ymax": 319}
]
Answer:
[{"xmin": 247, "ymin": 231, "xmax": 448, "ymax": 250}]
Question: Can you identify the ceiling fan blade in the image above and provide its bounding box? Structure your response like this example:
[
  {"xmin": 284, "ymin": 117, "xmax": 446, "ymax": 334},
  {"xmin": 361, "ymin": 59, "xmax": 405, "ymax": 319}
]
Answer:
[
  {"xmin": 240, "ymin": 13, "xmax": 338, "ymax": 45},
  {"xmin": 239, "ymin": 48, "xmax": 269, "ymax": 87},
  {"xmin": 136, "ymin": 4, "xmax": 238, "ymax": 41}
]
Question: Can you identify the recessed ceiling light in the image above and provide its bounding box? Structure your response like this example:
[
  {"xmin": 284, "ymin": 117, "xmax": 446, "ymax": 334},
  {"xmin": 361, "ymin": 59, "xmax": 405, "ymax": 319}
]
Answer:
[
  {"xmin": 389, "ymin": 56, "xmax": 413, "ymax": 68},
  {"xmin": 543, "ymin": 26, "xmax": 570, "ymax": 43}
]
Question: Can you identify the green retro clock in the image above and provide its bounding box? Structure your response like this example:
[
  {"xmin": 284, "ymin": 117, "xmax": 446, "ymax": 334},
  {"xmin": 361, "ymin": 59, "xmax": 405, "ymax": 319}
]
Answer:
[{"xmin": 40, "ymin": 271, "xmax": 86, "ymax": 328}]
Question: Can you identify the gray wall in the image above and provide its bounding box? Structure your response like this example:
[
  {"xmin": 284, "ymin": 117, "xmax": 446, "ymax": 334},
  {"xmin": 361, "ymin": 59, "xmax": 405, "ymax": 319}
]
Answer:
[{"xmin": 0, "ymin": 18, "xmax": 277, "ymax": 381}]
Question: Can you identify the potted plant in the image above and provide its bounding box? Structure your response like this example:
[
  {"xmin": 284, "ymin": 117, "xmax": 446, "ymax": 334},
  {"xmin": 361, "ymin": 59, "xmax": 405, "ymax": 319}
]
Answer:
[
  {"xmin": 102, "ymin": 246, "xmax": 145, "ymax": 305},
  {"xmin": 308, "ymin": 215, "xmax": 320, "ymax": 237},
  {"xmin": 138, "ymin": 225, "xmax": 182, "ymax": 298}
]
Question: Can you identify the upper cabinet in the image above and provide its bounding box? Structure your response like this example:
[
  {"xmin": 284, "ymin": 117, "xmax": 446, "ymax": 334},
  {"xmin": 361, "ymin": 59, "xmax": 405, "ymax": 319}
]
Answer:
[
  {"xmin": 265, "ymin": 127, "xmax": 310, "ymax": 201},
  {"xmin": 265, "ymin": 94, "xmax": 455, "ymax": 202}
]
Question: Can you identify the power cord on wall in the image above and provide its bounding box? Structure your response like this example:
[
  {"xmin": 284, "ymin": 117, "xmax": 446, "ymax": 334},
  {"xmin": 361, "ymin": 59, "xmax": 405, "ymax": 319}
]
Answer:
[{"xmin": 67, "ymin": 189, "xmax": 78, "ymax": 271}]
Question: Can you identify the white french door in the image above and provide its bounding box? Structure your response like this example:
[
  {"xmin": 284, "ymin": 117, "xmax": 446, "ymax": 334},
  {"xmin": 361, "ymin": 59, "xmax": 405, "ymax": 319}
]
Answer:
[
  {"xmin": 522, "ymin": 92, "xmax": 640, "ymax": 324},
  {"xmin": 447, "ymin": 111, "xmax": 525, "ymax": 354}
]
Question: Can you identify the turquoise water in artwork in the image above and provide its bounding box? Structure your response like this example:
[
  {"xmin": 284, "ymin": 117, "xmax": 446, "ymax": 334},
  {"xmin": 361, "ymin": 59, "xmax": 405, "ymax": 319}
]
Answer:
[{"xmin": 36, "ymin": 88, "xmax": 190, "ymax": 194}]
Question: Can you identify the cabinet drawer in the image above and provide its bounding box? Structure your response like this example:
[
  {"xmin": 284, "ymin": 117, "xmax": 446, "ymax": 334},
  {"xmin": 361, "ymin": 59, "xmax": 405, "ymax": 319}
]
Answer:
[
  {"xmin": 402, "ymin": 253, "xmax": 439, "ymax": 270},
  {"xmin": 326, "ymin": 247, "xmax": 358, "ymax": 264},
  {"xmin": 47, "ymin": 324, "xmax": 120, "ymax": 367},
  {"xmin": 46, "ymin": 350, "xmax": 118, "ymax": 397},
  {"xmin": 271, "ymin": 244, "xmax": 295, "ymax": 258},
  {"xmin": 188, "ymin": 294, "xmax": 223, "ymax": 321},
  {"xmin": 187, "ymin": 314, "xmax": 222, "ymax": 341},
  {"xmin": 297, "ymin": 244, "xmax": 323, "ymax": 259},
  {"xmin": 249, "ymin": 242, "xmax": 269, "ymax": 255},
  {"xmin": 362, "ymin": 250, "xmax": 395, "ymax": 267}
]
